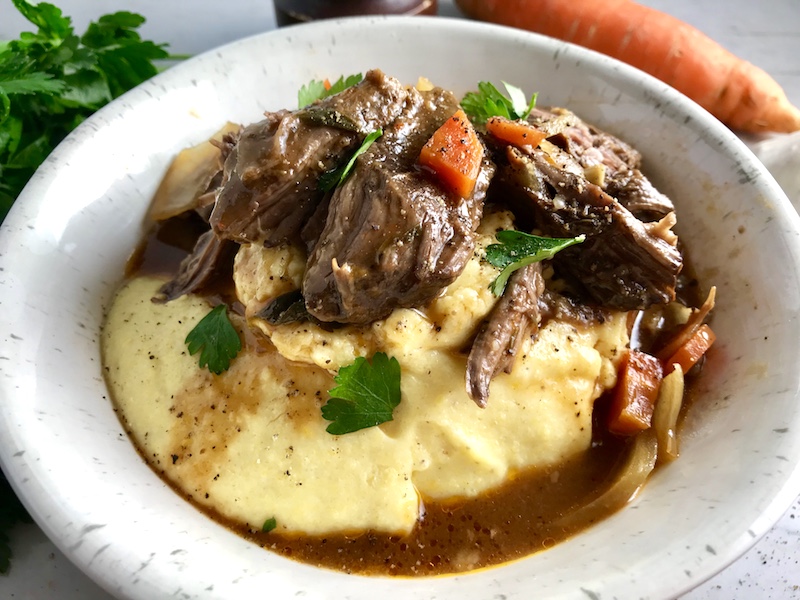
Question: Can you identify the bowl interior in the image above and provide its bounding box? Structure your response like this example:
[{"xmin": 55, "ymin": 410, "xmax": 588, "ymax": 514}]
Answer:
[{"xmin": 1, "ymin": 15, "xmax": 800, "ymax": 600}]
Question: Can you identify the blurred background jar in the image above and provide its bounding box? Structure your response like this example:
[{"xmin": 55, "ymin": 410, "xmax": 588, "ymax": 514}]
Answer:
[{"xmin": 273, "ymin": 0, "xmax": 438, "ymax": 26}]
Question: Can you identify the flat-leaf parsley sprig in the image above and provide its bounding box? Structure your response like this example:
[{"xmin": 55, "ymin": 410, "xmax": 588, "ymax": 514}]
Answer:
[
  {"xmin": 486, "ymin": 229, "xmax": 586, "ymax": 296},
  {"xmin": 321, "ymin": 352, "xmax": 402, "ymax": 435},
  {"xmin": 461, "ymin": 81, "xmax": 537, "ymax": 125},
  {"xmin": 185, "ymin": 305, "xmax": 242, "ymax": 375},
  {"xmin": 318, "ymin": 129, "xmax": 382, "ymax": 192},
  {"xmin": 298, "ymin": 73, "xmax": 363, "ymax": 108}
]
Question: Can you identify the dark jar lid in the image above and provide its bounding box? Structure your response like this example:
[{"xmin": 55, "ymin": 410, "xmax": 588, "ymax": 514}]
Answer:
[{"xmin": 274, "ymin": 0, "xmax": 437, "ymax": 26}]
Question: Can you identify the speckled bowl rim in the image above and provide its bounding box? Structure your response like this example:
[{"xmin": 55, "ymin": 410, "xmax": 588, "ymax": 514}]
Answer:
[{"xmin": 1, "ymin": 15, "xmax": 799, "ymax": 600}]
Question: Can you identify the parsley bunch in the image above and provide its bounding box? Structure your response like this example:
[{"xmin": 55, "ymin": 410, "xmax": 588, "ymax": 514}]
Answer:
[
  {"xmin": 0, "ymin": 0, "xmax": 174, "ymax": 573},
  {"xmin": 0, "ymin": 0, "xmax": 172, "ymax": 221}
]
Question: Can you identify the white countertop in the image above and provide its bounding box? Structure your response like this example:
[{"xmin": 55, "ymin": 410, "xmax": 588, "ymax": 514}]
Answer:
[{"xmin": 1, "ymin": 0, "xmax": 798, "ymax": 598}]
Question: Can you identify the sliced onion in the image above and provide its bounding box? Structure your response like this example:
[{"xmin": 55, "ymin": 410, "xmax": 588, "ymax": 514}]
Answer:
[
  {"xmin": 556, "ymin": 430, "xmax": 658, "ymax": 529},
  {"xmin": 583, "ymin": 163, "xmax": 606, "ymax": 187},
  {"xmin": 148, "ymin": 121, "xmax": 240, "ymax": 221},
  {"xmin": 653, "ymin": 364, "xmax": 685, "ymax": 464},
  {"xmin": 415, "ymin": 76, "xmax": 434, "ymax": 91},
  {"xmin": 657, "ymin": 286, "xmax": 716, "ymax": 362}
]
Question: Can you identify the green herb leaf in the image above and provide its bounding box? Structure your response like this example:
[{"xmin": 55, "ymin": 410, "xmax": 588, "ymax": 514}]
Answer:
[
  {"xmin": 261, "ymin": 516, "xmax": 277, "ymax": 533},
  {"xmin": 318, "ymin": 128, "xmax": 382, "ymax": 192},
  {"xmin": 0, "ymin": 71, "xmax": 65, "ymax": 97},
  {"xmin": 0, "ymin": 0, "xmax": 171, "ymax": 222},
  {"xmin": 11, "ymin": 0, "xmax": 73, "ymax": 41},
  {"xmin": 461, "ymin": 81, "xmax": 537, "ymax": 125},
  {"xmin": 300, "ymin": 107, "xmax": 359, "ymax": 132},
  {"xmin": 185, "ymin": 305, "xmax": 242, "ymax": 374},
  {"xmin": 486, "ymin": 230, "xmax": 586, "ymax": 296},
  {"xmin": 0, "ymin": 90, "xmax": 9, "ymax": 125},
  {"xmin": 298, "ymin": 73, "xmax": 363, "ymax": 108},
  {"xmin": 259, "ymin": 289, "xmax": 309, "ymax": 325},
  {"xmin": 321, "ymin": 352, "xmax": 401, "ymax": 435},
  {"xmin": 297, "ymin": 79, "xmax": 326, "ymax": 108}
]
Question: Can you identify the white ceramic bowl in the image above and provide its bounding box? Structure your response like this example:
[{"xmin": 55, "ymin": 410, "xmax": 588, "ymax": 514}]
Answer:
[{"xmin": 2, "ymin": 16, "xmax": 800, "ymax": 600}]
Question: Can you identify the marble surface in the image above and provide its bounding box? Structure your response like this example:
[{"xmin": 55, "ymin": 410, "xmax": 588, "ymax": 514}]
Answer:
[{"xmin": 0, "ymin": 0, "xmax": 798, "ymax": 598}]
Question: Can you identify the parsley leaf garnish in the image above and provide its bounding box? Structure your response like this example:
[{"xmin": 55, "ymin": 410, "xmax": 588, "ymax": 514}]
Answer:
[
  {"xmin": 185, "ymin": 305, "xmax": 242, "ymax": 374},
  {"xmin": 298, "ymin": 73, "xmax": 363, "ymax": 108},
  {"xmin": 461, "ymin": 81, "xmax": 537, "ymax": 125},
  {"xmin": 318, "ymin": 128, "xmax": 382, "ymax": 192},
  {"xmin": 486, "ymin": 230, "xmax": 586, "ymax": 296},
  {"xmin": 321, "ymin": 352, "xmax": 401, "ymax": 435},
  {"xmin": 261, "ymin": 517, "xmax": 277, "ymax": 533},
  {"xmin": 0, "ymin": 0, "xmax": 172, "ymax": 222},
  {"xmin": 301, "ymin": 107, "xmax": 359, "ymax": 131}
]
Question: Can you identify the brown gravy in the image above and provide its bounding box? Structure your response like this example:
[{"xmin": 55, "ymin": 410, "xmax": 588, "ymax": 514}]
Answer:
[{"xmin": 238, "ymin": 409, "xmax": 628, "ymax": 576}]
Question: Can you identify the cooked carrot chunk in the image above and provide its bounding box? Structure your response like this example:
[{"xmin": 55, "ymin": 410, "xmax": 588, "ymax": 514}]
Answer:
[
  {"xmin": 486, "ymin": 115, "xmax": 547, "ymax": 149},
  {"xmin": 664, "ymin": 323, "xmax": 716, "ymax": 374},
  {"xmin": 419, "ymin": 108, "xmax": 483, "ymax": 198},
  {"xmin": 608, "ymin": 349, "xmax": 664, "ymax": 436}
]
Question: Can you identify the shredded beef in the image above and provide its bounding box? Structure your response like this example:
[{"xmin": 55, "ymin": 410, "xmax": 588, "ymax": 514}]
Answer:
[
  {"xmin": 501, "ymin": 146, "xmax": 682, "ymax": 310},
  {"xmin": 154, "ymin": 229, "xmax": 237, "ymax": 302},
  {"xmin": 466, "ymin": 262, "xmax": 545, "ymax": 407},
  {"xmin": 302, "ymin": 86, "xmax": 494, "ymax": 324},
  {"xmin": 210, "ymin": 70, "xmax": 410, "ymax": 246}
]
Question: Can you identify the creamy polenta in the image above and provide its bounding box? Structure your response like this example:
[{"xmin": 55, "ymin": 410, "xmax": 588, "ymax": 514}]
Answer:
[{"xmin": 103, "ymin": 212, "xmax": 628, "ymax": 536}]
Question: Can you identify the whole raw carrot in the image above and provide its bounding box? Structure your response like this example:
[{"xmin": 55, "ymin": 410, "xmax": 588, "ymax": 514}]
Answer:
[{"xmin": 455, "ymin": 0, "xmax": 800, "ymax": 133}]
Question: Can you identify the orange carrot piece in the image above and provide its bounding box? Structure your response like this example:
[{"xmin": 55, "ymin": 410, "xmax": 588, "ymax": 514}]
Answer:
[
  {"xmin": 419, "ymin": 108, "xmax": 484, "ymax": 198},
  {"xmin": 664, "ymin": 323, "xmax": 715, "ymax": 374},
  {"xmin": 486, "ymin": 116, "xmax": 547, "ymax": 149},
  {"xmin": 323, "ymin": 78, "xmax": 332, "ymax": 91},
  {"xmin": 454, "ymin": 0, "xmax": 800, "ymax": 133},
  {"xmin": 656, "ymin": 287, "xmax": 715, "ymax": 363},
  {"xmin": 608, "ymin": 350, "xmax": 663, "ymax": 436}
]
